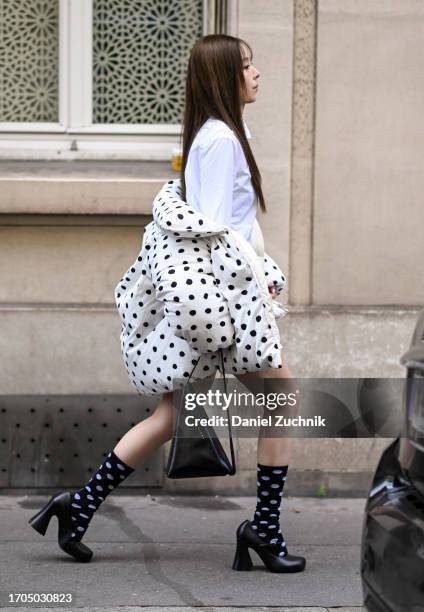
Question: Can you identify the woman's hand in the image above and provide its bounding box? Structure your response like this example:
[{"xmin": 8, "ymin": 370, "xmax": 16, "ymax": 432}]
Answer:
[{"xmin": 268, "ymin": 285, "xmax": 278, "ymax": 300}]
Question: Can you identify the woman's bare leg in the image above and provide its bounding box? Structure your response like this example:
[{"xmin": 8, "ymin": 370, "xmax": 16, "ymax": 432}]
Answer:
[
  {"xmin": 235, "ymin": 351, "xmax": 296, "ymax": 466},
  {"xmin": 113, "ymin": 371, "xmax": 217, "ymax": 468},
  {"xmin": 232, "ymin": 351, "xmax": 301, "ymax": 560},
  {"xmin": 113, "ymin": 353, "xmax": 294, "ymax": 470},
  {"xmin": 113, "ymin": 391, "xmax": 176, "ymax": 468}
]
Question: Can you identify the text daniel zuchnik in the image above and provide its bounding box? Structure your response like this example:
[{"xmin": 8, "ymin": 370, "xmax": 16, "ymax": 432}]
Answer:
[{"xmin": 185, "ymin": 414, "xmax": 326, "ymax": 427}]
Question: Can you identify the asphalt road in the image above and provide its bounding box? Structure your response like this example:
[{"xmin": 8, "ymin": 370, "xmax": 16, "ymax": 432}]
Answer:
[{"xmin": 0, "ymin": 492, "xmax": 366, "ymax": 610}]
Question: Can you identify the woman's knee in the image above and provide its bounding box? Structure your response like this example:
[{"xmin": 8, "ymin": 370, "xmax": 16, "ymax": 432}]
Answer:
[
  {"xmin": 148, "ymin": 413, "xmax": 173, "ymax": 444},
  {"xmin": 153, "ymin": 396, "xmax": 174, "ymax": 420},
  {"xmin": 235, "ymin": 351, "xmax": 296, "ymax": 398}
]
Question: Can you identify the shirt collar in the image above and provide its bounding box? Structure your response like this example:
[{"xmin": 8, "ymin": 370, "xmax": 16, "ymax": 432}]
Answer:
[{"xmin": 204, "ymin": 116, "xmax": 252, "ymax": 139}]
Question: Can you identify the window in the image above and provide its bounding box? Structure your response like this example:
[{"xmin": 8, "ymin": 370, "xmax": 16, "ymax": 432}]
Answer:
[
  {"xmin": 0, "ymin": 0, "xmax": 231, "ymax": 158},
  {"xmin": 92, "ymin": 0, "xmax": 204, "ymax": 125},
  {"xmin": 0, "ymin": 0, "xmax": 60, "ymax": 124}
]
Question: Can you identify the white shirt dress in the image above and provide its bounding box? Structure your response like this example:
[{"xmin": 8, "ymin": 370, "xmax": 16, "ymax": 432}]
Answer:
[{"xmin": 184, "ymin": 117, "xmax": 258, "ymax": 244}]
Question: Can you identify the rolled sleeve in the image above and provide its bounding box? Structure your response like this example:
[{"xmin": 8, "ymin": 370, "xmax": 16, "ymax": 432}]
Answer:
[{"xmin": 263, "ymin": 251, "xmax": 288, "ymax": 295}]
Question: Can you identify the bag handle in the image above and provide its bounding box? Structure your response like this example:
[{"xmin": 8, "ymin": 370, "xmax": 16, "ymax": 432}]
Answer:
[
  {"xmin": 186, "ymin": 349, "xmax": 236, "ymax": 474},
  {"xmin": 218, "ymin": 349, "xmax": 236, "ymax": 473}
]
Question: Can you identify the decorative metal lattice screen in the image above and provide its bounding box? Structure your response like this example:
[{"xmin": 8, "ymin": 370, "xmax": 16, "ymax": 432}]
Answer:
[
  {"xmin": 0, "ymin": 395, "xmax": 162, "ymax": 487},
  {"xmin": 0, "ymin": 0, "xmax": 59, "ymax": 122},
  {"xmin": 92, "ymin": 0, "xmax": 204, "ymax": 124}
]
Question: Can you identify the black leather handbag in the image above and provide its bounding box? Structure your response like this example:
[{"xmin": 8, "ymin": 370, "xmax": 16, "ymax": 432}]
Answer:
[{"xmin": 165, "ymin": 348, "xmax": 236, "ymax": 478}]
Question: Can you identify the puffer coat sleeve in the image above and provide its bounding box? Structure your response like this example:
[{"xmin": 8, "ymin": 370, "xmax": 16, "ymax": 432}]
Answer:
[
  {"xmin": 151, "ymin": 239, "xmax": 236, "ymax": 354},
  {"xmin": 263, "ymin": 251, "xmax": 288, "ymax": 296}
]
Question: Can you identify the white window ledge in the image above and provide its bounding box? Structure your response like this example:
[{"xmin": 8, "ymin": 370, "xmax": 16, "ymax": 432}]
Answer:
[{"xmin": 0, "ymin": 135, "xmax": 180, "ymax": 161}]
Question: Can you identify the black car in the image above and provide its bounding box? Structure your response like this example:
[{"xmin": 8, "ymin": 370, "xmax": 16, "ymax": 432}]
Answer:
[{"xmin": 360, "ymin": 309, "xmax": 424, "ymax": 612}]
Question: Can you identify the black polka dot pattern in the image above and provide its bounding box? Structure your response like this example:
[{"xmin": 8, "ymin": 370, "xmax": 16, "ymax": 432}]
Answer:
[
  {"xmin": 250, "ymin": 464, "xmax": 289, "ymax": 557},
  {"xmin": 263, "ymin": 252, "xmax": 287, "ymax": 295},
  {"xmin": 69, "ymin": 450, "xmax": 134, "ymax": 542},
  {"xmin": 114, "ymin": 179, "xmax": 289, "ymax": 396}
]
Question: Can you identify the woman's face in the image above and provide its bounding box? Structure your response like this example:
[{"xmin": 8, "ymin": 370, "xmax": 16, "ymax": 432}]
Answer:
[{"xmin": 241, "ymin": 46, "xmax": 260, "ymax": 105}]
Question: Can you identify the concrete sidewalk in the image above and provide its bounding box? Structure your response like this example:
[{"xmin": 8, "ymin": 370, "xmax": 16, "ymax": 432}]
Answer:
[{"xmin": 0, "ymin": 493, "xmax": 366, "ymax": 610}]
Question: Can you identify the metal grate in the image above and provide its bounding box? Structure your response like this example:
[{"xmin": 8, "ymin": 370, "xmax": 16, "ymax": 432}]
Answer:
[
  {"xmin": 0, "ymin": 0, "xmax": 59, "ymax": 122},
  {"xmin": 92, "ymin": 0, "xmax": 204, "ymax": 124},
  {"xmin": 0, "ymin": 395, "xmax": 162, "ymax": 487}
]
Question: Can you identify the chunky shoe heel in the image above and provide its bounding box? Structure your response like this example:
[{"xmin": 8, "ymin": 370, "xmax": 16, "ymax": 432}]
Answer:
[
  {"xmin": 28, "ymin": 491, "xmax": 93, "ymax": 563},
  {"xmin": 29, "ymin": 497, "xmax": 56, "ymax": 536},
  {"xmin": 232, "ymin": 539, "xmax": 253, "ymax": 571},
  {"xmin": 232, "ymin": 519, "xmax": 306, "ymax": 573}
]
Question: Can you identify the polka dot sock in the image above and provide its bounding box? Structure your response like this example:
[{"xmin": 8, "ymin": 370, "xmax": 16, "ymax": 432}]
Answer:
[
  {"xmin": 69, "ymin": 450, "xmax": 134, "ymax": 542},
  {"xmin": 250, "ymin": 463, "xmax": 289, "ymax": 558}
]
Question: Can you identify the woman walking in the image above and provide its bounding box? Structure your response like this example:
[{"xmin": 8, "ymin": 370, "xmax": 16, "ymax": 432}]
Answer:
[{"xmin": 29, "ymin": 34, "xmax": 305, "ymax": 573}]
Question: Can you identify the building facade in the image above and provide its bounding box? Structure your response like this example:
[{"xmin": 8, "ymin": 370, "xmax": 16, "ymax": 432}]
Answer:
[{"xmin": 0, "ymin": 0, "xmax": 423, "ymax": 494}]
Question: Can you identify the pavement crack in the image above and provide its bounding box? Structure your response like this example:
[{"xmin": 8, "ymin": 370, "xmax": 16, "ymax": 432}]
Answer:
[{"xmin": 104, "ymin": 500, "xmax": 205, "ymax": 607}]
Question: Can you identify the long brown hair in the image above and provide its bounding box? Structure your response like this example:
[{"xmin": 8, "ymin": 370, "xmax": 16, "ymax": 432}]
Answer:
[{"xmin": 179, "ymin": 34, "xmax": 267, "ymax": 213}]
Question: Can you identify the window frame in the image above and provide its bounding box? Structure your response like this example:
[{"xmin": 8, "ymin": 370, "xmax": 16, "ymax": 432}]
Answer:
[{"xmin": 0, "ymin": 0, "xmax": 234, "ymax": 158}]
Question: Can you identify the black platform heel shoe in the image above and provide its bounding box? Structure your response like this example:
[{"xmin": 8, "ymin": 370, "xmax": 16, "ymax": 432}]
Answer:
[
  {"xmin": 28, "ymin": 491, "xmax": 93, "ymax": 562},
  {"xmin": 232, "ymin": 519, "xmax": 306, "ymax": 573}
]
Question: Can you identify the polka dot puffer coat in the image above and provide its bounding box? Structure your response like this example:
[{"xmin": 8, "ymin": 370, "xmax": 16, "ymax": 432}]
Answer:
[{"xmin": 114, "ymin": 179, "xmax": 289, "ymax": 397}]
